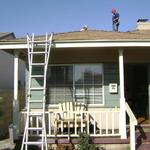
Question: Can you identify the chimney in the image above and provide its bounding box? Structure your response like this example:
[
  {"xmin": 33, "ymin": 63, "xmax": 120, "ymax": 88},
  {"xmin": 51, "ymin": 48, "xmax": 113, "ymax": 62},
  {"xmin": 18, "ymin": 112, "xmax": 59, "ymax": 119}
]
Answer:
[{"xmin": 136, "ymin": 19, "xmax": 150, "ymax": 30}]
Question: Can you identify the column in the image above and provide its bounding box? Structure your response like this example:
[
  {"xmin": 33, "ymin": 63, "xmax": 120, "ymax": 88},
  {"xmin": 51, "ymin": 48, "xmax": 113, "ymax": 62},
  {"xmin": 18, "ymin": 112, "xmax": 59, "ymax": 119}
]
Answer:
[
  {"xmin": 119, "ymin": 49, "xmax": 127, "ymax": 139},
  {"xmin": 13, "ymin": 51, "xmax": 19, "ymax": 139}
]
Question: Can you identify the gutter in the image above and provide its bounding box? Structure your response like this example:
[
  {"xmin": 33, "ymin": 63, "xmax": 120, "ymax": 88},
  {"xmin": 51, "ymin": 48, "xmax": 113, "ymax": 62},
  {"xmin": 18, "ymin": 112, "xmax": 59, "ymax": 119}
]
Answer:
[{"xmin": 0, "ymin": 39, "xmax": 150, "ymax": 50}]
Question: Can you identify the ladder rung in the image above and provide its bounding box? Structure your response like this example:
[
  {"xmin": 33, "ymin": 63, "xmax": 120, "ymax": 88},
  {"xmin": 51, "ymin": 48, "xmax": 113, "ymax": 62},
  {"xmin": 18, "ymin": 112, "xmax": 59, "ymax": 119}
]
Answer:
[
  {"xmin": 29, "ymin": 40, "xmax": 50, "ymax": 44},
  {"xmin": 31, "ymin": 63, "xmax": 45, "ymax": 66},
  {"xmin": 28, "ymin": 127, "xmax": 43, "ymax": 130},
  {"xmin": 31, "ymin": 75, "xmax": 44, "ymax": 78},
  {"xmin": 23, "ymin": 141, "xmax": 43, "ymax": 145},
  {"xmin": 28, "ymin": 100, "xmax": 44, "ymax": 103},
  {"xmin": 28, "ymin": 112, "xmax": 43, "ymax": 116},
  {"xmin": 30, "ymin": 51, "xmax": 48, "ymax": 54},
  {"xmin": 30, "ymin": 87, "xmax": 45, "ymax": 90}
]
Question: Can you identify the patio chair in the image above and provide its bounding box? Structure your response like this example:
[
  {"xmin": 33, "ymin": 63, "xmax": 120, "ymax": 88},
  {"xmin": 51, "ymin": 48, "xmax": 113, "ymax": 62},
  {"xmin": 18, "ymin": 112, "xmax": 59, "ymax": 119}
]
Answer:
[{"xmin": 55, "ymin": 101, "xmax": 87, "ymax": 133}]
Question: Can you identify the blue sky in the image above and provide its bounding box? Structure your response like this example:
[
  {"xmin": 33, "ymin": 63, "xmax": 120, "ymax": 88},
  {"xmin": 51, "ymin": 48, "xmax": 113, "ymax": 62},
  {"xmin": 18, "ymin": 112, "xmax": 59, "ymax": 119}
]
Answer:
[{"xmin": 0, "ymin": 0, "xmax": 150, "ymax": 37}]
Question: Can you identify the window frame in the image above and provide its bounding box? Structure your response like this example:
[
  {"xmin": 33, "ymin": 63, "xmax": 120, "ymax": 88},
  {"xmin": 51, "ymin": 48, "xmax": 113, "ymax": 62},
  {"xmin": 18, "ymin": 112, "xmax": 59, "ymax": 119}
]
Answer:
[{"xmin": 47, "ymin": 64, "xmax": 105, "ymax": 108}]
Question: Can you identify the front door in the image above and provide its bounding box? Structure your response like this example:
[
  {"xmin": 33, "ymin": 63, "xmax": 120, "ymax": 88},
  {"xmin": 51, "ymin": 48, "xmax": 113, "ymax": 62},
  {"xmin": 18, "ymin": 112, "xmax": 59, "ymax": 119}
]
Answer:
[{"xmin": 125, "ymin": 65, "xmax": 149, "ymax": 123}]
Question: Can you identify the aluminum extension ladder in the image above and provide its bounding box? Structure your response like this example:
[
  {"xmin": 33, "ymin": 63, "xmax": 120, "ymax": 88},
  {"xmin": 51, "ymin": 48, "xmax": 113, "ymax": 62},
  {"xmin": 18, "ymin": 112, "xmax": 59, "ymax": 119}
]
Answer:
[{"xmin": 21, "ymin": 33, "xmax": 53, "ymax": 150}]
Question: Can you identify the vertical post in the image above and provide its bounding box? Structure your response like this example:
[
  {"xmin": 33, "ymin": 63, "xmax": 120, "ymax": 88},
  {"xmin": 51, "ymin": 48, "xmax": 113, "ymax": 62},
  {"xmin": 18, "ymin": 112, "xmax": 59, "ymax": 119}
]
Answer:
[
  {"xmin": 119, "ymin": 49, "xmax": 127, "ymax": 139},
  {"xmin": 13, "ymin": 51, "xmax": 19, "ymax": 139},
  {"xmin": 130, "ymin": 120, "xmax": 136, "ymax": 150}
]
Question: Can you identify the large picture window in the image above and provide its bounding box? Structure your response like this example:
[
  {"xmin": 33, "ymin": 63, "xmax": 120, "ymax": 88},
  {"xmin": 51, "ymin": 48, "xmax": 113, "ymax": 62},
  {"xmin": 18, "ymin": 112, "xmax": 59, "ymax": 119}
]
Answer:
[
  {"xmin": 47, "ymin": 64, "xmax": 103, "ymax": 105},
  {"xmin": 47, "ymin": 66, "xmax": 73, "ymax": 104},
  {"xmin": 74, "ymin": 65, "xmax": 103, "ymax": 104}
]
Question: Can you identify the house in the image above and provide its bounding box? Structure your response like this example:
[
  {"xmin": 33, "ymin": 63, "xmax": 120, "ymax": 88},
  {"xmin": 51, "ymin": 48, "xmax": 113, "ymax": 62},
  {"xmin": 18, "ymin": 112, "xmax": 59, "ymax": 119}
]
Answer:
[
  {"xmin": 0, "ymin": 32, "xmax": 25, "ymax": 89},
  {"xmin": 1, "ymin": 21, "xmax": 150, "ymax": 149},
  {"xmin": 0, "ymin": 32, "xmax": 15, "ymax": 89},
  {"xmin": 0, "ymin": 32, "xmax": 25, "ymax": 139}
]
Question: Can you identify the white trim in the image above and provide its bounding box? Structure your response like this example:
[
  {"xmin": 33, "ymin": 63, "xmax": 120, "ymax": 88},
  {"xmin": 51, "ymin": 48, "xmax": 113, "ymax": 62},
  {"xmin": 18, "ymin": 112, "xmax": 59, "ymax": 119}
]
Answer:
[
  {"xmin": 0, "ymin": 44, "xmax": 28, "ymax": 49},
  {"xmin": 47, "ymin": 63, "xmax": 104, "ymax": 106},
  {"xmin": 54, "ymin": 41, "xmax": 150, "ymax": 48},
  {"xmin": 119, "ymin": 49, "xmax": 126, "ymax": 139},
  {"xmin": 1, "ymin": 41, "xmax": 150, "ymax": 50},
  {"xmin": 13, "ymin": 51, "xmax": 19, "ymax": 139}
]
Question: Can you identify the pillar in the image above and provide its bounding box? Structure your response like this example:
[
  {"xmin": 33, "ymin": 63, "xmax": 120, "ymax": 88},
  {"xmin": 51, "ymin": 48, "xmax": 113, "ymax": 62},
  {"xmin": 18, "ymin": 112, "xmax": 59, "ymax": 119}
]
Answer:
[
  {"xmin": 13, "ymin": 51, "xmax": 19, "ymax": 139},
  {"xmin": 119, "ymin": 49, "xmax": 127, "ymax": 139}
]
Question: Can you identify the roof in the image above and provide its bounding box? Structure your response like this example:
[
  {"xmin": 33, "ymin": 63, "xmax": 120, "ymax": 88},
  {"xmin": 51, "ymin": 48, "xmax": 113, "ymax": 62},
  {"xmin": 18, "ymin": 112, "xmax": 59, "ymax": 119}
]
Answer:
[
  {"xmin": 0, "ymin": 30, "xmax": 150, "ymax": 58},
  {"xmin": 0, "ymin": 32, "xmax": 15, "ymax": 40},
  {"xmin": 52, "ymin": 30, "xmax": 150, "ymax": 41},
  {"xmin": 1, "ymin": 30, "xmax": 150, "ymax": 44},
  {"xmin": 0, "ymin": 30, "xmax": 150, "ymax": 47}
]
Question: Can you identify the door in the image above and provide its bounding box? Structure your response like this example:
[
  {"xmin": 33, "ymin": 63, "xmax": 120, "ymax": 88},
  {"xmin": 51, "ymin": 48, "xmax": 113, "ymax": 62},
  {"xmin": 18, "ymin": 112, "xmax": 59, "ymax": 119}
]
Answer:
[{"xmin": 125, "ymin": 65, "xmax": 149, "ymax": 123}]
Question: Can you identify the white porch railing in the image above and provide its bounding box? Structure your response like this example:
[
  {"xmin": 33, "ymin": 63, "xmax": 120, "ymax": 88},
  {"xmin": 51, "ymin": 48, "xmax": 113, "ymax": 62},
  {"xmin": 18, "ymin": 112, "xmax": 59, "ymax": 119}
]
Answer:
[
  {"xmin": 20, "ymin": 105, "xmax": 137, "ymax": 149},
  {"xmin": 20, "ymin": 109, "xmax": 120, "ymax": 138},
  {"xmin": 125, "ymin": 102, "xmax": 138, "ymax": 150}
]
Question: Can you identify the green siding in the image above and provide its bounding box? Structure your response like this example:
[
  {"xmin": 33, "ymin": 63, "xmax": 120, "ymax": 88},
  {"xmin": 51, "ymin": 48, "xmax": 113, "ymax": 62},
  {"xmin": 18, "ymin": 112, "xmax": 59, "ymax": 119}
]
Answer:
[
  {"xmin": 25, "ymin": 63, "xmax": 120, "ymax": 108},
  {"xmin": 104, "ymin": 63, "xmax": 120, "ymax": 107}
]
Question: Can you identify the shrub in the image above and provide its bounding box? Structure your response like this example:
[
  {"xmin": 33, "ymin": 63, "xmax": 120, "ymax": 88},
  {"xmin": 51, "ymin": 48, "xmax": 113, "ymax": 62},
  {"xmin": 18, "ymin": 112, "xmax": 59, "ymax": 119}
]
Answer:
[{"xmin": 77, "ymin": 133, "xmax": 95, "ymax": 150}]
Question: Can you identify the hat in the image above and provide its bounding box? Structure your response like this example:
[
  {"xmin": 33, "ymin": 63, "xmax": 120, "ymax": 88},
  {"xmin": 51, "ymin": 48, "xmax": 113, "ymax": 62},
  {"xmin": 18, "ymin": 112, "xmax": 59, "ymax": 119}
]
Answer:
[{"xmin": 112, "ymin": 8, "xmax": 116, "ymax": 14}]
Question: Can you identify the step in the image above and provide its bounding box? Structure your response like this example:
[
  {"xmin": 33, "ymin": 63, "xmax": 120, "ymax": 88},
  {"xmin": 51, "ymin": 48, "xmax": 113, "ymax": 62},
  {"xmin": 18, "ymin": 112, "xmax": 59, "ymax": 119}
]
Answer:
[
  {"xmin": 47, "ymin": 136, "xmax": 129, "ymax": 144},
  {"xmin": 136, "ymin": 124, "xmax": 150, "ymax": 133},
  {"xmin": 136, "ymin": 142, "xmax": 150, "ymax": 150},
  {"xmin": 135, "ymin": 132, "xmax": 150, "ymax": 143}
]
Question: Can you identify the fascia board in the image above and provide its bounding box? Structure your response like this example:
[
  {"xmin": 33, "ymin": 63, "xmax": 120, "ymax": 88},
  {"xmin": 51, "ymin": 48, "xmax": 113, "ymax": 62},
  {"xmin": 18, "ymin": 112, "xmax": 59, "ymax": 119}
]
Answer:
[
  {"xmin": 0, "ymin": 40, "xmax": 150, "ymax": 50},
  {"xmin": 54, "ymin": 41, "xmax": 150, "ymax": 48}
]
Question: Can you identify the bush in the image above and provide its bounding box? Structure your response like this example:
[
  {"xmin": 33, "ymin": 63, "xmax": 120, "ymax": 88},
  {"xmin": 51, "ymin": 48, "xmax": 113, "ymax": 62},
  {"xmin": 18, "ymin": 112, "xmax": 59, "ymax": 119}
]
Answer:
[{"xmin": 77, "ymin": 133, "xmax": 95, "ymax": 150}]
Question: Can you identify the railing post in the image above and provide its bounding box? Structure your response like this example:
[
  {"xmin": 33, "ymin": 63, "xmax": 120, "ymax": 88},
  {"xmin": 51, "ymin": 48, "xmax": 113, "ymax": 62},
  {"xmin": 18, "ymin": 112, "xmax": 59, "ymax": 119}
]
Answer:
[
  {"xmin": 130, "ymin": 120, "xmax": 136, "ymax": 150},
  {"xmin": 125, "ymin": 102, "xmax": 137, "ymax": 150}
]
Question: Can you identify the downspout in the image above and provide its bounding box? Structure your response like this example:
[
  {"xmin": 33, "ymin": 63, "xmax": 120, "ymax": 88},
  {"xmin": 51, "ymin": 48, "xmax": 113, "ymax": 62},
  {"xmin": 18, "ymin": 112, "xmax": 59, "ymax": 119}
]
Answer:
[
  {"xmin": 13, "ymin": 51, "xmax": 19, "ymax": 140},
  {"xmin": 119, "ymin": 49, "xmax": 127, "ymax": 139}
]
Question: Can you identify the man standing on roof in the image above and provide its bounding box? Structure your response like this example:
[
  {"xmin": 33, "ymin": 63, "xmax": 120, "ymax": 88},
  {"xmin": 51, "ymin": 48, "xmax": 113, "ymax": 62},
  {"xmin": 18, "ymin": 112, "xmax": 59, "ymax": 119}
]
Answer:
[{"xmin": 112, "ymin": 8, "xmax": 120, "ymax": 31}]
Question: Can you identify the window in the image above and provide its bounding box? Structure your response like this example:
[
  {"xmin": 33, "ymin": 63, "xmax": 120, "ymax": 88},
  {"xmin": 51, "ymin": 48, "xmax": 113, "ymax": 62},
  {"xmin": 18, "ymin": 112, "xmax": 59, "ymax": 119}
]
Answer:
[
  {"xmin": 47, "ymin": 64, "xmax": 103, "ymax": 105},
  {"xmin": 47, "ymin": 66, "xmax": 73, "ymax": 104},
  {"xmin": 74, "ymin": 65, "xmax": 103, "ymax": 104}
]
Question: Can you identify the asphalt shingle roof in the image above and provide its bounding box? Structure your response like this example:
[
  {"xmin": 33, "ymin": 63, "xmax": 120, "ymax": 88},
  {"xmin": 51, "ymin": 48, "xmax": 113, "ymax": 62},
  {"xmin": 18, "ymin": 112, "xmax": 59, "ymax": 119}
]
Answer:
[{"xmin": 1, "ymin": 30, "xmax": 150, "ymax": 43}]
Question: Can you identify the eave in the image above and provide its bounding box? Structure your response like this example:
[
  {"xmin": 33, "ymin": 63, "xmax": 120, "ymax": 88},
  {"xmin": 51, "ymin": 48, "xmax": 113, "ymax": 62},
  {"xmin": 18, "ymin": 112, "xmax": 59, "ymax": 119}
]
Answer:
[{"xmin": 0, "ymin": 39, "xmax": 150, "ymax": 50}]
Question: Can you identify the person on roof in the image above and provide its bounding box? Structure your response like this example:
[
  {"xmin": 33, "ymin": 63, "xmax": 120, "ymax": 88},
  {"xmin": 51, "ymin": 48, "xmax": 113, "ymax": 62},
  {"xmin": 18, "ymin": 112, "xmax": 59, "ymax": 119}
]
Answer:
[
  {"xmin": 112, "ymin": 8, "xmax": 120, "ymax": 31},
  {"xmin": 80, "ymin": 25, "xmax": 88, "ymax": 31}
]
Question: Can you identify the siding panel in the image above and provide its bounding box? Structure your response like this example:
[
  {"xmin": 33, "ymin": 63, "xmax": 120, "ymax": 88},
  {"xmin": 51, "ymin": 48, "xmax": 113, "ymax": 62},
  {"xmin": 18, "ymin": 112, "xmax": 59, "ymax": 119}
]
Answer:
[{"xmin": 104, "ymin": 64, "xmax": 120, "ymax": 107}]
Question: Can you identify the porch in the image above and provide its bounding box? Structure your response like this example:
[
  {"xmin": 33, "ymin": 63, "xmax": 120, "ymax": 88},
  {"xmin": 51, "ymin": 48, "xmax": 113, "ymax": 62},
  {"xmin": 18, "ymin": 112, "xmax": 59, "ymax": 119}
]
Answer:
[{"xmin": 19, "ymin": 102, "xmax": 137, "ymax": 149}]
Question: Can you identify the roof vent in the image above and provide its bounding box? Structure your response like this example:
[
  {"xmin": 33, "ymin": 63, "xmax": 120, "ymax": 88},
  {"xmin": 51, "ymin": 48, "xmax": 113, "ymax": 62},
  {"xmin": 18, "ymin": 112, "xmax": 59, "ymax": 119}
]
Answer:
[{"xmin": 136, "ymin": 18, "xmax": 150, "ymax": 30}]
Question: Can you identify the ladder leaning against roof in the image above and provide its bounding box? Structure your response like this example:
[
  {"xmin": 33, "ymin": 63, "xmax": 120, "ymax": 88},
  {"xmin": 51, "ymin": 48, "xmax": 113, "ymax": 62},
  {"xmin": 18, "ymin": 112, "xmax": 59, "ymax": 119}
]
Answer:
[{"xmin": 21, "ymin": 33, "xmax": 53, "ymax": 150}]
